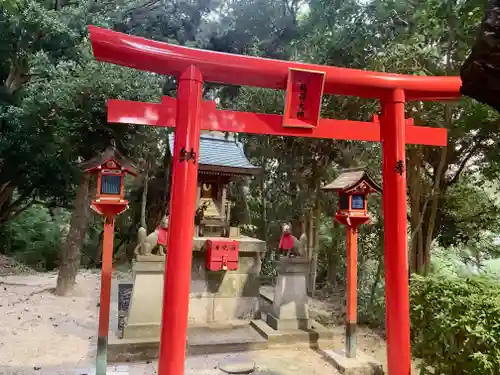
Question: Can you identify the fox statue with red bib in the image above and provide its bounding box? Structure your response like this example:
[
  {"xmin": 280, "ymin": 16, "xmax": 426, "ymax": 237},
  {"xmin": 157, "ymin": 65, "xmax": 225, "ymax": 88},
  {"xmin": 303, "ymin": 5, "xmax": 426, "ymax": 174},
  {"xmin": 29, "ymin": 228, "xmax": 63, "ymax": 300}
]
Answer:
[{"xmin": 278, "ymin": 223, "xmax": 307, "ymax": 258}]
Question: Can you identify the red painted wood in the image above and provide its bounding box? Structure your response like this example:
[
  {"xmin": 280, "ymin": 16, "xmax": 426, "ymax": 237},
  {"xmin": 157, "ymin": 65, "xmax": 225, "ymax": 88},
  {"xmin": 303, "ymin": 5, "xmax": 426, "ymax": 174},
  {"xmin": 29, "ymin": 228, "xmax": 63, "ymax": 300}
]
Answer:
[
  {"xmin": 107, "ymin": 98, "xmax": 447, "ymax": 146},
  {"xmin": 98, "ymin": 216, "xmax": 115, "ymax": 337},
  {"xmin": 346, "ymin": 226, "xmax": 358, "ymax": 327},
  {"xmin": 381, "ymin": 90, "xmax": 411, "ymax": 375},
  {"xmin": 157, "ymin": 66, "xmax": 203, "ymax": 375},
  {"xmin": 89, "ymin": 26, "xmax": 461, "ymax": 101},
  {"xmin": 283, "ymin": 68, "xmax": 325, "ymax": 128},
  {"xmin": 205, "ymin": 239, "xmax": 239, "ymax": 271}
]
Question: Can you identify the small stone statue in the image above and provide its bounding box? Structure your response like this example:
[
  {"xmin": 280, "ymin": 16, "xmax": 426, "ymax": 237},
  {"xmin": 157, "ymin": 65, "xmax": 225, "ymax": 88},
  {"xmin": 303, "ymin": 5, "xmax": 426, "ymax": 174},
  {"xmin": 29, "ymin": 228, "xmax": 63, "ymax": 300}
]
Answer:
[
  {"xmin": 278, "ymin": 223, "xmax": 307, "ymax": 259},
  {"xmin": 134, "ymin": 215, "xmax": 169, "ymax": 256}
]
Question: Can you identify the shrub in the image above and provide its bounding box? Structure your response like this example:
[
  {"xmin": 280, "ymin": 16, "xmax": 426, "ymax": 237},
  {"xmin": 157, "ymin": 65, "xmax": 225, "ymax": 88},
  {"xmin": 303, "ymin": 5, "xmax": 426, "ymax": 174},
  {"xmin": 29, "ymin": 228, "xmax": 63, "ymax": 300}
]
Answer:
[
  {"xmin": 0, "ymin": 205, "xmax": 69, "ymax": 270},
  {"xmin": 410, "ymin": 274, "xmax": 500, "ymax": 375}
]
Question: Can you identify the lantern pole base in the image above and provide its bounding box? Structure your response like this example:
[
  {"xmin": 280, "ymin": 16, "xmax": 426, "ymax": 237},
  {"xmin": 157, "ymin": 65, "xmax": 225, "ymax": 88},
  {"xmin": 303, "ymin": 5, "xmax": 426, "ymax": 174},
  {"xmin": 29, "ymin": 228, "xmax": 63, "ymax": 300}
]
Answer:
[
  {"xmin": 320, "ymin": 348, "xmax": 383, "ymax": 375},
  {"xmin": 345, "ymin": 322, "xmax": 357, "ymax": 358},
  {"xmin": 96, "ymin": 336, "xmax": 108, "ymax": 375}
]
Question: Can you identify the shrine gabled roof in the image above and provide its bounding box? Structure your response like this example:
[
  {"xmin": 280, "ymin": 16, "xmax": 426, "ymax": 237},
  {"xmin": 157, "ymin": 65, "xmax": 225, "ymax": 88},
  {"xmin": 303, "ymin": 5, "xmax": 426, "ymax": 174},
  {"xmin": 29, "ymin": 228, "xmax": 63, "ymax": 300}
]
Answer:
[
  {"xmin": 80, "ymin": 146, "xmax": 138, "ymax": 176},
  {"xmin": 169, "ymin": 134, "xmax": 260, "ymax": 176},
  {"xmin": 321, "ymin": 168, "xmax": 381, "ymax": 193}
]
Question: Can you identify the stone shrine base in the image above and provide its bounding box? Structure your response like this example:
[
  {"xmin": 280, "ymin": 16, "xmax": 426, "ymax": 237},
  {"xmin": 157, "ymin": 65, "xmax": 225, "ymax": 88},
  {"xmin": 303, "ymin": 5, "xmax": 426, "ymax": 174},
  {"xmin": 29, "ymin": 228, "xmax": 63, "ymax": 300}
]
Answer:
[
  {"xmin": 107, "ymin": 318, "xmax": 333, "ymax": 363},
  {"xmin": 108, "ymin": 322, "xmax": 267, "ymax": 363}
]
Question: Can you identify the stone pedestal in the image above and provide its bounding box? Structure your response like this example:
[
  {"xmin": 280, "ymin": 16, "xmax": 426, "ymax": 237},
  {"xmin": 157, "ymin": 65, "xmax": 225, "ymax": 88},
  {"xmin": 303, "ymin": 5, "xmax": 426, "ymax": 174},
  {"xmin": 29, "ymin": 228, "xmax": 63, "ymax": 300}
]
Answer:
[
  {"xmin": 320, "ymin": 349, "xmax": 384, "ymax": 375},
  {"xmin": 122, "ymin": 236, "xmax": 266, "ymax": 339},
  {"xmin": 266, "ymin": 258, "xmax": 311, "ymax": 331}
]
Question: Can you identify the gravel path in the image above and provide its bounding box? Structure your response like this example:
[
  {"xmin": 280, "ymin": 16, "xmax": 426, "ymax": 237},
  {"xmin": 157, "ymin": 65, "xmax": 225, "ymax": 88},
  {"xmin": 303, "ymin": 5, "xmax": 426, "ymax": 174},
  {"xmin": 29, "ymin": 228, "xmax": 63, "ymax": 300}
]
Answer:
[
  {"xmin": 0, "ymin": 271, "xmax": 104, "ymax": 375},
  {"xmin": 0, "ymin": 271, "xmax": 342, "ymax": 375},
  {"xmin": 0, "ymin": 270, "xmax": 417, "ymax": 374}
]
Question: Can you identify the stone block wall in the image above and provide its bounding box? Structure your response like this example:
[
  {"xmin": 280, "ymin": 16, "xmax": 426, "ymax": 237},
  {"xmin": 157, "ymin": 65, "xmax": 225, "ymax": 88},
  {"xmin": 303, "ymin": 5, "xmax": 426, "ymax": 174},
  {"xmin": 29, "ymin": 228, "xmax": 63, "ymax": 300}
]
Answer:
[
  {"xmin": 189, "ymin": 252, "xmax": 262, "ymax": 324},
  {"xmin": 122, "ymin": 236, "xmax": 266, "ymax": 339}
]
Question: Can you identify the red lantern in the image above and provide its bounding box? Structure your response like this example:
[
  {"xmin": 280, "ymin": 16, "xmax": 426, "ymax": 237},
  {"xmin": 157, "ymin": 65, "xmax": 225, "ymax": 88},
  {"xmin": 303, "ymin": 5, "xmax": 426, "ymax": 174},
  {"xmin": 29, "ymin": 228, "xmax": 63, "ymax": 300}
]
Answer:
[
  {"xmin": 82, "ymin": 146, "xmax": 138, "ymax": 217},
  {"xmin": 322, "ymin": 168, "xmax": 380, "ymax": 228}
]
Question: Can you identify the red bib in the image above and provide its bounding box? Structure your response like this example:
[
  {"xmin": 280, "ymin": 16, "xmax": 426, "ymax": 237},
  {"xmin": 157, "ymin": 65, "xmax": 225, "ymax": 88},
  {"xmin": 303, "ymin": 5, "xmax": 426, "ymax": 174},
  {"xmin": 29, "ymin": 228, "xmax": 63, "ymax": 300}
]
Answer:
[
  {"xmin": 279, "ymin": 232, "xmax": 295, "ymax": 251},
  {"xmin": 157, "ymin": 227, "xmax": 168, "ymax": 246}
]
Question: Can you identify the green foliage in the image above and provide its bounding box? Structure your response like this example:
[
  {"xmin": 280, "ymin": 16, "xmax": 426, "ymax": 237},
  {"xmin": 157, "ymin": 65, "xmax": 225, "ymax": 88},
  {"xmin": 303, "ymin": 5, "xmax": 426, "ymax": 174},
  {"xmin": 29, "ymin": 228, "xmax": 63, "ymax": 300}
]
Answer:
[
  {"xmin": 0, "ymin": 204, "xmax": 69, "ymax": 270},
  {"xmin": 2, "ymin": 44, "xmax": 162, "ymax": 207},
  {"xmin": 89, "ymin": 0, "xmax": 221, "ymax": 46},
  {"xmin": 411, "ymin": 274, "xmax": 500, "ymax": 375},
  {"xmin": 3, "ymin": 2, "xmax": 500, "ymax": 356},
  {"xmin": 439, "ymin": 178, "xmax": 500, "ymax": 248}
]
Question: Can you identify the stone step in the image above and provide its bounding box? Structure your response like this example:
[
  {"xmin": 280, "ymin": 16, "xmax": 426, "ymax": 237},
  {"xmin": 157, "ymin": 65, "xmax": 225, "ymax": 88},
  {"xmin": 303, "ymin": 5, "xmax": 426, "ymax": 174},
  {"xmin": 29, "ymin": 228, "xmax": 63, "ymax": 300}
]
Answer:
[
  {"xmin": 108, "ymin": 324, "xmax": 268, "ymax": 362},
  {"xmin": 188, "ymin": 324, "xmax": 268, "ymax": 355},
  {"xmin": 74, "ymin": 365, "xmax": 129, "ymax": 375}
]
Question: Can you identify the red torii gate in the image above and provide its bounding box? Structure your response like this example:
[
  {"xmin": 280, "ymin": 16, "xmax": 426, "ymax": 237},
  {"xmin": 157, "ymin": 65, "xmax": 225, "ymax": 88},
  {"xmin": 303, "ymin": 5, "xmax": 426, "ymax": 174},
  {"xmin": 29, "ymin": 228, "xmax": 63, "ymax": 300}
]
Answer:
[{"xmin": 88, "ymin": 25, "xmax": 461, "ymax": 375}]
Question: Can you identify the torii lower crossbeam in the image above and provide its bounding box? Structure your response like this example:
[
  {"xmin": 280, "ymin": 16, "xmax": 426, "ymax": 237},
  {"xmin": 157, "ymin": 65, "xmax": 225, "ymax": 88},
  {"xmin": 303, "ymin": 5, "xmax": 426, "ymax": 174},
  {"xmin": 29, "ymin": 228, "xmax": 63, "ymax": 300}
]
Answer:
[
  {"xmin": 108, "ymin": 97, "xmax": 447, "ymax": 146},
  {"xmin": 89, "ymin": 25, "xmax": 461, "ymax": 375}
]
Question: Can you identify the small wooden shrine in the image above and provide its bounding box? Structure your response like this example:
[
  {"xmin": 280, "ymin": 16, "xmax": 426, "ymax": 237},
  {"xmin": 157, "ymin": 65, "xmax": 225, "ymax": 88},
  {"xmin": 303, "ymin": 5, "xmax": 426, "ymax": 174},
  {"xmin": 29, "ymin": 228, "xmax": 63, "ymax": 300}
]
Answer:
[{"xmin": 170, "ymin": 131, "xmax": 260, "ymax": 237}]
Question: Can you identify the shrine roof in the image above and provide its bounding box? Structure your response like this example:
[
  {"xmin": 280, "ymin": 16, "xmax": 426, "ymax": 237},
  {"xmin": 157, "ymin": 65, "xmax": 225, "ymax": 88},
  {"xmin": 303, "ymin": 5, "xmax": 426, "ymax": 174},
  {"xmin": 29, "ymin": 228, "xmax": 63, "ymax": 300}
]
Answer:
[
  {"xmin": 169, "ymin": 134, "xmax": 260, "ymax": 176},
  {"xmin": 80, "ymin": 146, "xmax": 138, "ymax": 176},
  {"xmin": 321, "ymin": 168, "xmax": 381, "ymax": 193}
]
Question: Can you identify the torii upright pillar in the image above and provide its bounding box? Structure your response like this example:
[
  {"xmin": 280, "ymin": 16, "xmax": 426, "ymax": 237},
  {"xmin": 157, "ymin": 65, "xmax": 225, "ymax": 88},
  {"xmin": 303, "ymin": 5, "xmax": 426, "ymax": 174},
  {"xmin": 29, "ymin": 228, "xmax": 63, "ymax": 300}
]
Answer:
[
  {"xmin": 381, "ymin": 89, "xmax": 411, "ymax": 371},
  {"xmin": 158, "ymin": 66, "xmax": 203, "ymax": 375},
  {"xmin": 87, "ymin": 25, "xmax": 461, "ymax": 375}
]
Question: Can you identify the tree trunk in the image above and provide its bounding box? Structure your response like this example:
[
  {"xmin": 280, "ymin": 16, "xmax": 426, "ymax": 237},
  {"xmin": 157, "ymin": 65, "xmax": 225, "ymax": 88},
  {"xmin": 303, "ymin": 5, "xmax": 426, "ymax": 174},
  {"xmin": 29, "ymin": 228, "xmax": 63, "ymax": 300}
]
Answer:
[
  {"xmin": 369, "ymin": 225, "xmax": 385, "ymax": 308},
  {"xmin": 140, "ymin": 158, "xmax": 150, "ymax": 230},
  {"xmin": 408, "ymin": 147, "xmax": 420, "ymax": 274},
  {"xmin": 55, "ymin": 173, "xmax": 91, "ymax": 296},
  {"xmin": 309, "ymin": 203, "xmax": 320, "ymax": 297},
  {"xmin": 307, "ymin": 209, "xmax": 314, "ymax": 294},
  {"xmin": 95, "ymin": 228, "xmax": 104, "ymax": 267},
  {"xmin": 424, "ymin": 143, "xmax": 447, "ymax": 275},
  {"xmin": 160, "ymin": 132, "xmax": 172, "ymax": 222},
  {"xmin": 260, "ymin": 140, "xmax": 268, "ymax": 242}
]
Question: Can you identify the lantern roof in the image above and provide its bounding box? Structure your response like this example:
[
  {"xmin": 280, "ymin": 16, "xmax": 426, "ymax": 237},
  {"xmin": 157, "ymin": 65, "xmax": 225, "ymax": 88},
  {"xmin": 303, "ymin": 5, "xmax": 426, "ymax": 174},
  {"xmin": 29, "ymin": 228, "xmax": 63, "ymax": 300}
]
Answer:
[
  {"xmin": 168, "ymin": 133, "xmax": 260, "ymax": 177},
  {"xmin": 321, "ymin": 167, "xmax": 381, "ymax": 194},
  {"xmin": 80, "ymin": 146, "xmax": 138, "ymax": 176}
]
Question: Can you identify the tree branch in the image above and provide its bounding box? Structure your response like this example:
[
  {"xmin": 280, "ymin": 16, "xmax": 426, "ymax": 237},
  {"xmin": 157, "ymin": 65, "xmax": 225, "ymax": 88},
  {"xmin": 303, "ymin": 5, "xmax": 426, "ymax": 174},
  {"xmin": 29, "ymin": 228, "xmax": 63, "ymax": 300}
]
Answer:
[
  {"xmin": 447, "ymin": 141, "xmax": 483, "ymax": 186},
  {"xmin": 0, "ymin": 189, "xmax": 36, "ymax": 222}
]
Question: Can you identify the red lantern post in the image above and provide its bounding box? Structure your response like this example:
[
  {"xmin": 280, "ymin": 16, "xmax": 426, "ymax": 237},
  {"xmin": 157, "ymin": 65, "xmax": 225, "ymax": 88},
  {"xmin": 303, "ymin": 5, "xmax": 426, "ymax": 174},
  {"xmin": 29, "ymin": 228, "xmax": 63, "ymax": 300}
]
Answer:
[
  {"xmin": 81, "ymin": 147, "xmax": 138, "ymax": 375},
  {"xmin": 322, "ymin": 169, "xmax": 381, "ymax": 358}
]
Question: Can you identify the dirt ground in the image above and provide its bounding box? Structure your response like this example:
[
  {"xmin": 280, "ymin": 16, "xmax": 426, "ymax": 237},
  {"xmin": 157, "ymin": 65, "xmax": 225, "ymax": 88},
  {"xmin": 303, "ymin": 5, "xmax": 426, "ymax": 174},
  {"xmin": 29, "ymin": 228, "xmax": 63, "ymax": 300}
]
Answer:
[{"xmin": 0, "ymin": 269, "xmax": 419, "ymax": 375}]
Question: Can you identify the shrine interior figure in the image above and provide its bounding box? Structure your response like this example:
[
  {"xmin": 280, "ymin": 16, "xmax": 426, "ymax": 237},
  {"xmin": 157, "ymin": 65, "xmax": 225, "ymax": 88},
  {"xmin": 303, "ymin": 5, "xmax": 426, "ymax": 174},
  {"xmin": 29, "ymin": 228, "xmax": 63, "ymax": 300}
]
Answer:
[{"xmin": 170, "ymin": 130, "xmax": 260, "ymax": 237}]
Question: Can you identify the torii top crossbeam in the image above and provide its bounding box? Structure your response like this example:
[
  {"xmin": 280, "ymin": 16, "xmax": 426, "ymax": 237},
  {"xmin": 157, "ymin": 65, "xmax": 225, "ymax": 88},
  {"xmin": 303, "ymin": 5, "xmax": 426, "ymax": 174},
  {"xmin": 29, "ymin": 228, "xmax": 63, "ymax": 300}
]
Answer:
[{"xmin": 89, "ymin": 26, "xmax": 461, "ymax": 101}]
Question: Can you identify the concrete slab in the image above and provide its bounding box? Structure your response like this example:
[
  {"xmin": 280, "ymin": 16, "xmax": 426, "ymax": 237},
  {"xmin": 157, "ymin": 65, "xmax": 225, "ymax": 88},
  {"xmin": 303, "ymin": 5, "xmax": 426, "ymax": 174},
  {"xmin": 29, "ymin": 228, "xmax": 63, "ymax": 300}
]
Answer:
[
  {"xmin": 250, "ymin": 319, "xmax": 334, "ymax": 348},
  {"xmin": 117, "ymin": 349, "xmax": 341, "ymax": 374},
  {"xmin": 187, "ymin": 324, "xmax": 268, "ymax": 355},
  {"xmin": 108, "ymin": 324, "xmax": 268, "ymax": 362},
  {"xmin": 319, "ymin": 349, "xmax": 384, "ymax": 375}
]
